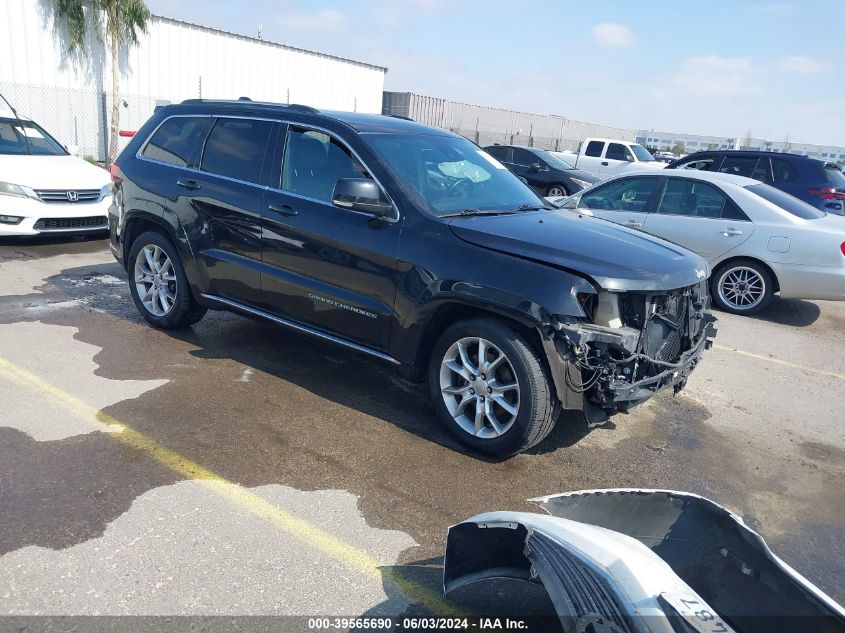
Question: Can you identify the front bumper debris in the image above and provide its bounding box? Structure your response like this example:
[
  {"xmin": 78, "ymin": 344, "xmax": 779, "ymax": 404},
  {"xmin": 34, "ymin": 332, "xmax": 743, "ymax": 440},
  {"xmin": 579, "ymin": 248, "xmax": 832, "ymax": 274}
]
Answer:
[{"xmin": 554, "ymin": 280, "xmax": 716, "ymax": 422}]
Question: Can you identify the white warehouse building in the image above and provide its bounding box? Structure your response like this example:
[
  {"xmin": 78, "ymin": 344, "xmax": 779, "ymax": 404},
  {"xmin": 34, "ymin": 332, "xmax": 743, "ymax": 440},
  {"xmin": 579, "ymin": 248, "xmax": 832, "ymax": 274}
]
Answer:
[
  {"xmin": 637, "ymin": 129, "xmax": 845, "ymax": 164},
  {"xmin": 0, "ymin": 0, "xmax": 387, "ymax": 160}
]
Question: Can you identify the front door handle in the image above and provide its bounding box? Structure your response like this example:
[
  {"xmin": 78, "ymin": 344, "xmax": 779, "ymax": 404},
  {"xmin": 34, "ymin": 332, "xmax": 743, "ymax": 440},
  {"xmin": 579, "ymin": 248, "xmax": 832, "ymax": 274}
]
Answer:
[
  {"xmin": 601, "ymin": 161, "xmax": 609, "ymax": 166},
  {"xmin": 623, "ymin": 220, "xmax": 642, "ymax": 228},
  {"xmin": 268, "ymin": 203, "xmax": 298, "ymax": 217},
  {"xmin": 722, "ymin": 227, "xmax": 743, "ymax": 236},
  {"xmin": 176, "ymin": 179, "xmax": 201, "ymax": 191}
]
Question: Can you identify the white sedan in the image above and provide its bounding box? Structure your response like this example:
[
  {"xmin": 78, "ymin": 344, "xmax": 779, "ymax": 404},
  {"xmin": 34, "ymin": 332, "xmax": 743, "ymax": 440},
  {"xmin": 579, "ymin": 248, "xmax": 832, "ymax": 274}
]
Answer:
[
  {"xmin": 0, "ymin": 116, "xmax": 111, "ymax": 236},
  {"xmin": 553, "ymin": 169, "xmax": 845, "ymax": 315}
]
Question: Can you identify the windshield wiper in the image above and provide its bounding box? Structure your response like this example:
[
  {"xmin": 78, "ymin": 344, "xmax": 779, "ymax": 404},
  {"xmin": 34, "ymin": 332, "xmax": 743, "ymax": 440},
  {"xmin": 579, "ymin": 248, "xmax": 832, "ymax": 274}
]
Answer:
[
  {"xmin": 440, "ymin": 208, "xmax": 515, "ymax": 218},
  {"xmin": 516, "ymin": 203, "xmax": 552, "ymax": 211}
]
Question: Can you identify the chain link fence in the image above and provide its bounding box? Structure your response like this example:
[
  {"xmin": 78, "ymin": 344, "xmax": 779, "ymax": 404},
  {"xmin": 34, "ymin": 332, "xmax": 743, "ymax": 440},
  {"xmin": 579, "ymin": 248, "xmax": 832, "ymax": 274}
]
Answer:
[{"xmin": 1, "ymin": 81, "xmax": 171, "ymax": 163}]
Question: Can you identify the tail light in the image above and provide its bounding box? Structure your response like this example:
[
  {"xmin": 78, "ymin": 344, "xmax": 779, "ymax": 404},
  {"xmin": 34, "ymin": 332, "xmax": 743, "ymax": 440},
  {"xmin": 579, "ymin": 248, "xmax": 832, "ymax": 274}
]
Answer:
[
  {"xmin": 841, "ymin": 241, "xmax": 845, "ymax": 257},
  {"xmin": 108, "ymin": 162, "xmax": 120, "ymax": 183},
  {"xmin": 808, "ymin": 187, "xmax": 845, "ymax": 200}
]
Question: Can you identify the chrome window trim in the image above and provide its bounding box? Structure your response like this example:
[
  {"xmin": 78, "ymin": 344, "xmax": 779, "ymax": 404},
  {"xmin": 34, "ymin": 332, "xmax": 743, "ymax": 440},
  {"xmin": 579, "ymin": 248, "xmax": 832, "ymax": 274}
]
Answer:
[{"xmin": 136, "ymin": 113, "xmax": 400, "ymax": 221}]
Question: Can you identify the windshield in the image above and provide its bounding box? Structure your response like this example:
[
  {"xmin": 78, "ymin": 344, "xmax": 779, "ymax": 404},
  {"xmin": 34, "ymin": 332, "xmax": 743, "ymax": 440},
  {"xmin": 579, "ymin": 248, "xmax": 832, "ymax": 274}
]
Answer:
[
  {"xmin": 544, "ymin": 151, "xmax": 576, "ymax": 170},
  {"xmin": 363, "ymin": 133, "xmax": 544, "ymax": 216},
  {"xmin": 631, "ymin": 144, "xmax": 655, "ymax": 162},
  {"xmin": 0, "ymin": 118, "xmax": 68, "ymax": 156},
  {"xmin": 747, "ymin": 184, "xmax": 825, "ymax": 219}
]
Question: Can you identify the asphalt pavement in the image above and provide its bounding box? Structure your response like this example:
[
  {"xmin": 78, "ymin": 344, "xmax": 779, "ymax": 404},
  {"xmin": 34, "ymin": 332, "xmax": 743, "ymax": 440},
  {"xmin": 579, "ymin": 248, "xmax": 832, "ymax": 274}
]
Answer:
[{"xmin": 0, "ymin": 236, "xmax": 843, "ymax": 627}]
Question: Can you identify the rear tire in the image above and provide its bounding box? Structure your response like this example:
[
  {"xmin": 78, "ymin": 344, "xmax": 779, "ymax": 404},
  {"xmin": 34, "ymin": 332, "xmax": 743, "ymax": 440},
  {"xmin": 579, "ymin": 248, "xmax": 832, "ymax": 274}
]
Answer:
[
  {"xmin": 428, "ymin": 317, "xmax": 559, "ymax": 456},
  {"xmin": 710, "ymin": 259, "xmax": 774, "ymax": 316},
  {"xmin": 128, "ymin": 230, "xmax": 206, "ymax": 329}
]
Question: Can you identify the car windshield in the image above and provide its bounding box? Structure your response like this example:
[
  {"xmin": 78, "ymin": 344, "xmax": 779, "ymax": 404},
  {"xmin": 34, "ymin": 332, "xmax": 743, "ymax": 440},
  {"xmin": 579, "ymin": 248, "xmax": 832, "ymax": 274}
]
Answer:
[
  {"xmin": 363, "ymin": 133, "xmax": 544, "ymax": 216},
  {"xmin": 630, "ymin": 144, "xmax": 655, "ymax": 162},
  {"xmin": 0, "ymin": 118, "xmax": 68, "ymax": 156},
  {"xmin": 544, "ymin": 152, "xmax": 576, "ymax": 170},
  {"xmin": 747, "ymin": 184, "xmax": 825, "ymax": 219}
]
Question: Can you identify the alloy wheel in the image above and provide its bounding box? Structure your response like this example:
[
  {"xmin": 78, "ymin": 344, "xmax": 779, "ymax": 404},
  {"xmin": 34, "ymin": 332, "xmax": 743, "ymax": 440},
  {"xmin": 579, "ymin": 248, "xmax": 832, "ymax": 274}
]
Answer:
[
  {"xmin": 439, "ymin": 336, "xmax": 521, "ymax": 439},
  {"xmin": 134, "ymin": 244, "xmax": 178, "ymax": 317},
  {"xmin": 717, "ymin": 266, "xmax": 765, "ymax": 311},
  {"xmin": 547, "ymin": 186, "xmax": 566, "ymax": 197}
]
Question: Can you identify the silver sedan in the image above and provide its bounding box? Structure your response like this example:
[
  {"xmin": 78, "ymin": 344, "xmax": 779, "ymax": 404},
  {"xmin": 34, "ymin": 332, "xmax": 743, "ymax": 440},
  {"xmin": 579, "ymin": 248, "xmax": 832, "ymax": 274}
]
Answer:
[{"xmin": 553, "ymin": 169, "xmax": 845, "ymax": 315}]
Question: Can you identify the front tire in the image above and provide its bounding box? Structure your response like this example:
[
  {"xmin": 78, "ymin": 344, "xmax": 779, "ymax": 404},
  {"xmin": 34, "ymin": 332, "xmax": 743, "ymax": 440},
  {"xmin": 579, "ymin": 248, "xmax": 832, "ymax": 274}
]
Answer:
[
  {"xmin": 428, "ymin": 318, "xmax": 559, "ymax": 456},
  {"xmin": 545, "ymin": 184, "xmax": 569, "ymax": 197},
  {"xmin": 710, "ymin": 260, "xmax": 774, "ymax": 315},
  {"xmin": 128, "ymin": 230, "xmax": 206, "ymax": 329}
]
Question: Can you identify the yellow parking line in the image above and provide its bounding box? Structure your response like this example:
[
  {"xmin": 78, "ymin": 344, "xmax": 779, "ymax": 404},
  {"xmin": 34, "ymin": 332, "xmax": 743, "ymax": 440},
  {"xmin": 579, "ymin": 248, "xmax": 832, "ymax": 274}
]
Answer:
[
  {"xmin": 713, "ymin": 344, "xmax": 845, "ymax": 381},
  {"xmin": 0, "ymin": 356, "xmax": 460, "ymax": 616}
]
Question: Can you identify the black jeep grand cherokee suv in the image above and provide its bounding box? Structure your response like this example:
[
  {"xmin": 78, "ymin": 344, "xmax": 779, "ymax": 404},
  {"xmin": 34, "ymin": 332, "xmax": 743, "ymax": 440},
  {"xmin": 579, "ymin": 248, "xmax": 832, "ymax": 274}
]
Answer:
[{"xmin": 109, "ymin": 99, "xmax": 715, "ymax": 456}]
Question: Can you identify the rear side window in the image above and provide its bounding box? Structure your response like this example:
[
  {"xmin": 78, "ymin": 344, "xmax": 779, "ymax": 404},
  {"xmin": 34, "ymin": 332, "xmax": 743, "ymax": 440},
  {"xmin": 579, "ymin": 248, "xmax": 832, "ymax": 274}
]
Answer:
[
  {"xmin": 511, "ymin": 148, "xmax": 537, "ymax": 166},
  {"xmin": 486, "ymin": 146, "xmax": 510, "ymax": 161},
  {"xmin": 771, "ymin": 158, "xmax": 801, "ymax": 182},
  {"xmin": 656, "ymin": 179, "xmax": 743, "ymax": 219},
  {"xmin": 585, "ymin": 141, "xmax": 604, "ymax": 157},
  {"xmin": 747, "ymin": 184, "xmax": 825, "ymax": 219},
  {"xmin": 200, "ymin": 117, "xmax": 273, "ymax": 184},
  {"xmin": 719, "ymin": 156, "xmax": 759, "ymax": 178},
  {"xmin": 141, "ymin": 116, "xmax": 210, "ymax": 167},
  {"xmin": 677, "ymin": 157, "xmax": 721, "ymax": 172},
  {"xmin": 606, "ymin": 143, "xmax": 632, "ymax": 162}
]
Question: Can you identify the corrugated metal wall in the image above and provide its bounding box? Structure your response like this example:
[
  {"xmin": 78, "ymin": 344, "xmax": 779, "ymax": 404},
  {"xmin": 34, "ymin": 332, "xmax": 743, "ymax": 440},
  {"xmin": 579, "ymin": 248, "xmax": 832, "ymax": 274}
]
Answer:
[
  {"xmin": 0, "ymin": 0, "xmax": 386, "ymax": 159},
  {"xmin": 383, "ymin": 92, "xmax": 636, "ymax": 152}
]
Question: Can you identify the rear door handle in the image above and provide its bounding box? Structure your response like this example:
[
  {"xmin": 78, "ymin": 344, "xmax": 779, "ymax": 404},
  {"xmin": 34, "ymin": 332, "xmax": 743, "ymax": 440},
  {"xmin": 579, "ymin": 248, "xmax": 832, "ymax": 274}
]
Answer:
[
  {"xmin": 601, "ymin": 161, "xmax": 609, "ymax": 166},
  {"xmin": 176, "ymin": 179, "xmax": 200, "ymax": 191},
  {"xmin": 722, "ymin": 227, "xmax": 743, "ymax": 236},
  {"xmin": 623, "ymin": 220, "xmax": 642, "ymax": 228},
  {"xmin": 268, "ymin": 203, "xmax": 298, "ymax": 217}
]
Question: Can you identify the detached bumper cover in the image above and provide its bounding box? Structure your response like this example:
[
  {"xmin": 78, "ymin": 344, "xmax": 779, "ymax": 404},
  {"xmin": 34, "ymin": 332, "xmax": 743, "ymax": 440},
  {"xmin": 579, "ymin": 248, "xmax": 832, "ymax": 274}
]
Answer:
[{"xmin": 445, "ymin": 490, "xmax": 845, "ymax": 633}]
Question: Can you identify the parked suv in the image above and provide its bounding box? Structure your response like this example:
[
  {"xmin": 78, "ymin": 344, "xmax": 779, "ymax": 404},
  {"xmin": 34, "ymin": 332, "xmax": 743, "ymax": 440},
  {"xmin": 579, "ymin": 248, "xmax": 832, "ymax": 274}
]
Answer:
[
  {"xmin": 667, "ymin": 150, "xmax": 845, "ymax": 215},
  {"xmin": 483, "ymin": 145, "xmax": 599, "ymax": 197},
  {"xmin": 109, "ymin": 100, "xmax": 715, "ymax": 456}
]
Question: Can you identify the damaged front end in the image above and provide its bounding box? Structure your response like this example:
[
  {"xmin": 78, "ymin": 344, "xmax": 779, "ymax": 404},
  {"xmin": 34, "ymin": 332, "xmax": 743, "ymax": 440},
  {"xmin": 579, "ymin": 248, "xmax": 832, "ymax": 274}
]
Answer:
[{"xmin": 552, "ymin": 280, "xmax": 717, "ymax": 424}]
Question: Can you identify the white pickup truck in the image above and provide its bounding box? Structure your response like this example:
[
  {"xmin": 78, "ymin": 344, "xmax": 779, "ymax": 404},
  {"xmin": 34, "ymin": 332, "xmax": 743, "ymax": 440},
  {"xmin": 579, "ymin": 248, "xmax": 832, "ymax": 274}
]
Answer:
[{"xmin": 556, "ymin": 138, "xmax": 665, "ymax": 180}]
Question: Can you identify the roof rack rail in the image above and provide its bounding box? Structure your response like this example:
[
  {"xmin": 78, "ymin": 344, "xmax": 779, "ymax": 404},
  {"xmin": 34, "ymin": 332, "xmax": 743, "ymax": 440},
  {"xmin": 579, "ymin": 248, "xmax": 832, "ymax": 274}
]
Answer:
[{"xmin": 287, "ymin": 103, "xmax": 319, "ymax": 113}]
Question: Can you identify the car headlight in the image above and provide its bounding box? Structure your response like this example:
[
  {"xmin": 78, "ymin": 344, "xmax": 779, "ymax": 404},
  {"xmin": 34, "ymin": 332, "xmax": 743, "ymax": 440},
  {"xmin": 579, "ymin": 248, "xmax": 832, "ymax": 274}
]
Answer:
[
  {"xmin": 570, "ymin": 178, "xmax": 594, "ymax": 191},
  {"xmin": 100, "ymin": 183, "xmax": 112, "ymax": 199},
  {"xmin": 0, "ymin": 181, "xmax": 38, "ymax": 199}
]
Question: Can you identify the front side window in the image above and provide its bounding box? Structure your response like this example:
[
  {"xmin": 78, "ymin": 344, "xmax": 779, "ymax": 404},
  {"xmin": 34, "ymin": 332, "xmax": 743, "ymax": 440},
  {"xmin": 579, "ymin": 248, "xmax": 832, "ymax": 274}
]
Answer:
[
  {"xmin": 200, "ymin": 117, "xmax": 272, "ymax": 184},
  {"xmin": 719, "ymin": 156, "xmax": 760, "ymax": 178},
  {"xmin": 585, "ymin": 141, "xmax": 604, "ymax": 157},
  {"xmin": 579, "ymin": 177, "xmax": 657, "ymax": 212},
  {"xmin": 0, "ymin": 118, "xmax": 68, "ymax": 156},
  {"xmin": 363, "ymin": 133, "xmax": 543, "ymax": 216},
  {"xmin": 281, "ymin": 127, "xmax": 368, "ymax": 202},
  {"xmin": 606, "ymin": 143, "xmax": 633, "ymax": 162},
  {"xmin": 656, "ymin": 179, "xmax": 733, "ymax": 218},
  {"xmin": 142, "ymin": 116, "xmax": 209, "ymax": 167}
]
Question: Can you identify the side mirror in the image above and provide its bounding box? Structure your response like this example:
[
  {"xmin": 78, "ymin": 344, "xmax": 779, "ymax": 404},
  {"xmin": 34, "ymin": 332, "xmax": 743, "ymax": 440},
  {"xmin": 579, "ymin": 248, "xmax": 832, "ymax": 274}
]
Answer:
[
  {"xmin": 517, "ymin": 176, "xmax": 529, "ymax": 185},
  {"xmin": 332, "ymin": 178, "xmax": 393, "ymax": 217},
  {"xmin": 530, "ymin": 162, "xmax": 542, "ymax": 172},
  {"xmin": 66, "ymin": 144, "xmax": 80, "ymax": 156}
]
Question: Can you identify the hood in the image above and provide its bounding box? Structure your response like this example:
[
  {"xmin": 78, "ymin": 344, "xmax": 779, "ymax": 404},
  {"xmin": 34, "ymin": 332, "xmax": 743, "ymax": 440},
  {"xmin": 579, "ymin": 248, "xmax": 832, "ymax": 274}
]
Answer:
[
  {"xmin": 0, "ymin": 154, "xmax": 110, "ymax": 190},
  {"xmin": 448, "ymin": 210, "xmax": 708, "ymax": 291},
  {"xmin": 564, "ymin": 168, "xmax": 600, "ymax": 183}
]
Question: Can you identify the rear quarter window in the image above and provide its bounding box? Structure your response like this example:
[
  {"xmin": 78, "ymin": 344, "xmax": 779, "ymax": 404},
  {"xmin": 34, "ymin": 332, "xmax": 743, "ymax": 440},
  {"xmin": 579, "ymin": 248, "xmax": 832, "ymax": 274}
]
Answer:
[
  {"xmin": 141, "ymin": 116, "xmax": 210, "ymax": 167},
  {"xmin": 747, "ymin": 184, "xmax": 825, "ymax": 219}
]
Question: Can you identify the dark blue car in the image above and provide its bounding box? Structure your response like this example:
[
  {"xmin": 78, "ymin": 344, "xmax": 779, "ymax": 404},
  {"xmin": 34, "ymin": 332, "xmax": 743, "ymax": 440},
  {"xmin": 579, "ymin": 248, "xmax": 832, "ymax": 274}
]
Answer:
[{"xmin": 667, "ymin": 150, "xmax": 845, "ymax": 215}]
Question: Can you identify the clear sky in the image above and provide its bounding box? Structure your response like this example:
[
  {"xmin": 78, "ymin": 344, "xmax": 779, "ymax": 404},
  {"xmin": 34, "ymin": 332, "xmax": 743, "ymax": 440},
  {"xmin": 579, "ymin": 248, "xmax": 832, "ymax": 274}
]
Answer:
[{"xmin": 145, "ymin": 0, "xmax": 845, "ymax": 146}]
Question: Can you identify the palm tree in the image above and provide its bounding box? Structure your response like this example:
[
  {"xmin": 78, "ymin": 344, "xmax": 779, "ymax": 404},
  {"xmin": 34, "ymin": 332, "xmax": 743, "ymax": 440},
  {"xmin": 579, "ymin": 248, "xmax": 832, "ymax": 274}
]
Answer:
[{"xmin": 52, "ymin": 0, "xmax": 150, "ymax": 163}]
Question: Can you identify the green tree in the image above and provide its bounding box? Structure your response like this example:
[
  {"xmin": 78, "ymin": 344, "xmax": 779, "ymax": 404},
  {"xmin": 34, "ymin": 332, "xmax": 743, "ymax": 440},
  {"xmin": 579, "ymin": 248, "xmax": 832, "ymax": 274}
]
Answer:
[
  {"xmin": 671, "ymin": 142, "xmax": 686, "ymax": 156},
  {"xmin": 52, "ymin": 0, "xmax": 150, "ymax": 163}
]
